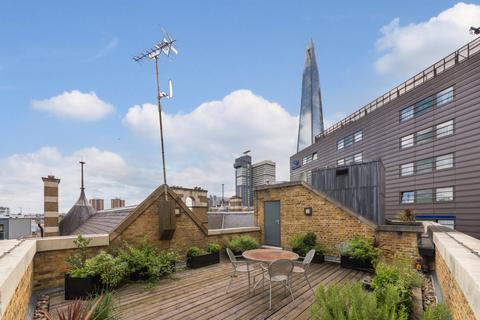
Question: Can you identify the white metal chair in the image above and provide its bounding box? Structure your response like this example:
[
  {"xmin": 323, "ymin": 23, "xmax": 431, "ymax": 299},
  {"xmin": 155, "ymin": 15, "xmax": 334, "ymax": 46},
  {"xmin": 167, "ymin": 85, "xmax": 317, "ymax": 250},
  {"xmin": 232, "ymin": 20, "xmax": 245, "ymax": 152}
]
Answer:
[
  {"xmin": 226, "ymin": 248, "xmax": 258, "ymax": 293},
  {"xmin": 254, "ymin": 259, "xmax": 294, "ymax": 310},
  {"xmin": 293, "ymin": 249, "xmax": 315, "ymax": 292}
]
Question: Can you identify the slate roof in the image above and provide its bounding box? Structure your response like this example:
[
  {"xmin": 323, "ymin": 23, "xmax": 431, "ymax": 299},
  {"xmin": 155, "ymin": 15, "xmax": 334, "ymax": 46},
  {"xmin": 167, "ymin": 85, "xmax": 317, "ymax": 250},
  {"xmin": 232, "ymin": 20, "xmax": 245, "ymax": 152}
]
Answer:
[
  {"xmin": 70, "ymin": 205, "xmax": 137, "ymax": 235},
  {"xmin": 59, "ymin": 190, "xmax": 96, "ymax": 235}
]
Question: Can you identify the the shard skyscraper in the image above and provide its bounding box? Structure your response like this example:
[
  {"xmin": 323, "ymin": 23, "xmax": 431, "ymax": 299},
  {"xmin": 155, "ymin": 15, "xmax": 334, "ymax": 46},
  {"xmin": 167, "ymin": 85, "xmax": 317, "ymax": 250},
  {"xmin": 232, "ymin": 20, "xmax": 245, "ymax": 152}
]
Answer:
[{"xmin": 297, "ymin": 40, "xmax": 324, "ymax": 152}]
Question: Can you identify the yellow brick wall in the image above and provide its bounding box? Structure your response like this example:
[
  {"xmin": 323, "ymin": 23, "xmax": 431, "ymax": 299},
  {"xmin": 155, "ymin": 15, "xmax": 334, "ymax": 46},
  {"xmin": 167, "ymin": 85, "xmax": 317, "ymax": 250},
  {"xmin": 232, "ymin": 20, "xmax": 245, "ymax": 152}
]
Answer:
[
  {"xmin": 436, "ymin": 253, "xmax": 476, "ymax": 320},
  {"xmin": 255, "ymin": 185, "xmax": 376, "ymax": 255},
  {"xmin": 376, "ymin": 231, "xmax": 420, "ymax": 263},
  {"xmin": 2, "ymin": 263, "xmax": 33, "ymax": 320}
]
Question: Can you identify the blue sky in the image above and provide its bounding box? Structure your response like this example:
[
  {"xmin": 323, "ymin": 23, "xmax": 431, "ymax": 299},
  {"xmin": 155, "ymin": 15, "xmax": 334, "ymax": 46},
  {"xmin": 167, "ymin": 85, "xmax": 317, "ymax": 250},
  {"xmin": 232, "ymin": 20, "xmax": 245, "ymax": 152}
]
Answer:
[{"xmin": 1, "ymin": 1, "xmax": 479, "ymax": 212}]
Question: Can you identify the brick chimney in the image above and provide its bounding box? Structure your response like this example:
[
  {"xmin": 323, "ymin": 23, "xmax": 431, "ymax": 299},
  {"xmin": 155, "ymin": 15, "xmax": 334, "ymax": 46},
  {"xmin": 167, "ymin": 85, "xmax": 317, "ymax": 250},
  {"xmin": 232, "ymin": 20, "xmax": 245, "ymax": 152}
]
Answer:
[{"xmin": 42, "ymin": 175, "xmax": 61, "ymax": 236}]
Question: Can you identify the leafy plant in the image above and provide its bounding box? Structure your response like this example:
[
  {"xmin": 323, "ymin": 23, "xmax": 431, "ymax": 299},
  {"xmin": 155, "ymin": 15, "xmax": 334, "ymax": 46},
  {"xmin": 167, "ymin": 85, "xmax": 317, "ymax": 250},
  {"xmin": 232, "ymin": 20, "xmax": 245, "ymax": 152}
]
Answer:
[
  {"xmin": 65, "ymin": 235, "xmax": 92, "ymax": 272},
  {"xmin": 40, "ymin": 293, "xmax": 116, "ymax": 320},
  {"xmin": 87, "ymin": 252, "xmax": 128, "ymax": 289},
  {"xmin": 225, "ymin": 235, "xmax": 259, "ymax": 253},
  {"xmin": 311, "ymin": 282, "xmax": 409, "ymax": 320},
  {"xmin": 288, "ymin": 232, "xmax": 325, "ymax": 256},
  {"xmin": 339, "ymin": 235, "xmax": 380, "ymax": 264},
  {"xmin": 118, "ymin": 241, "xmax": 177, "ymax": 281},
  {"xmin": 399, "ymin": 208, "xmax": 416, "ymax": 222},
  {"xmin": 207, "ymin": 243, "xmax": 221, "ymax": 254},
  {"xmin": 421, "ymin": 303, "xmax": 451, "ymax": 320},
  {"xmin": 187, "ymin": 246, "xmax": 206, "ymax": 258},
  {"xmin": 372, "ymin": 260, "xmax": 423, "ymax": 314}
]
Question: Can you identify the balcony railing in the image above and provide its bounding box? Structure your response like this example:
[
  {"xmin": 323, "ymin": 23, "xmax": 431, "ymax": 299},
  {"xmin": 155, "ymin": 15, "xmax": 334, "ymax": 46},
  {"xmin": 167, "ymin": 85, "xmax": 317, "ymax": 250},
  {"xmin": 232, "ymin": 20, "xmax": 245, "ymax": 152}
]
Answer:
[{"xmin": 316, "ymin": 36, "xmax": 480, "ymax": 140}]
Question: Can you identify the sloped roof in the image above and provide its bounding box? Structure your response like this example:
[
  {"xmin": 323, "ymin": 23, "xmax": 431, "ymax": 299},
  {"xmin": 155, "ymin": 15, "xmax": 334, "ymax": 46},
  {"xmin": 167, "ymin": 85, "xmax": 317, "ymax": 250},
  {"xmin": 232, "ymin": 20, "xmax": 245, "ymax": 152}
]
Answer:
[
  {"xmin": 59, "ymin": 190, "xmax": 96, "ymax": 235},
  {"xmin": 70, "ymin": 205, "xmax": 136, "ymax": 235}
]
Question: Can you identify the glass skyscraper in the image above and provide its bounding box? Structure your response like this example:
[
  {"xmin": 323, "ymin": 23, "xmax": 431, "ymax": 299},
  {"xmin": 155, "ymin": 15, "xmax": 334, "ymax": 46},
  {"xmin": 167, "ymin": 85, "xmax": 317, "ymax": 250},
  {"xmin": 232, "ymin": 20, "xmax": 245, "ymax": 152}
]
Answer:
[{"xmin": 297, "ymin": 40, "xmax": 324, "ymax": 152}]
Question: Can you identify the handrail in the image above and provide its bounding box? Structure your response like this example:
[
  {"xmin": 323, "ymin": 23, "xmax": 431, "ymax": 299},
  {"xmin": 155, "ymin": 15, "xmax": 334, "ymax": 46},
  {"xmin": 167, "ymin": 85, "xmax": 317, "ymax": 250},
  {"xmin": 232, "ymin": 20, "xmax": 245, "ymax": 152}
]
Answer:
[{"xmin": 316, "ymin": 36, "xmax": 480, "ymax": 140}]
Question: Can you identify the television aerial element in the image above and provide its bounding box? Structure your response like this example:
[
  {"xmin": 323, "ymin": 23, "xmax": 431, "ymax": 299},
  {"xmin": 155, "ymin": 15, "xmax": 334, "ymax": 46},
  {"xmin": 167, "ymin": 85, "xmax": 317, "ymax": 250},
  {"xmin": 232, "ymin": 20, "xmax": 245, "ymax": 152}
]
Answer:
[
  {"xmin": 133, "ymin": 29, "xmax": 178, "ymax": 201},
  {"xmin": 470, "ymin": 26, "xmax": 480, "ymax": 35}
]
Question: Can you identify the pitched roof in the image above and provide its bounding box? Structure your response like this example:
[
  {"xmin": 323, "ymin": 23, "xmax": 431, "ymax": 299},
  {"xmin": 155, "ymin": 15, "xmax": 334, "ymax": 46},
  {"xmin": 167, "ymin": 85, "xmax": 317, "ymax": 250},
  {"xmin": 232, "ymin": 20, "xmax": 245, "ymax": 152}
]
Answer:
[
  {"xmin": 70, "ymin": 206, "xmax": 136, "ymax": 235},
  {"xmin": 59, "ymin": 190, "xmax": 96, "ymax": 235}
]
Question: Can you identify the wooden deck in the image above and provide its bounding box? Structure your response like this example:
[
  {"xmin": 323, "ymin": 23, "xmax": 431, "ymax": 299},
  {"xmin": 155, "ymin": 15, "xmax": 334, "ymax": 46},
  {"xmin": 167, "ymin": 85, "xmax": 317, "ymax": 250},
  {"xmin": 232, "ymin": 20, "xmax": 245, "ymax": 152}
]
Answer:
[{"xmin": 50, "ymin": 261, "xmax": 367, "ymax": 319}]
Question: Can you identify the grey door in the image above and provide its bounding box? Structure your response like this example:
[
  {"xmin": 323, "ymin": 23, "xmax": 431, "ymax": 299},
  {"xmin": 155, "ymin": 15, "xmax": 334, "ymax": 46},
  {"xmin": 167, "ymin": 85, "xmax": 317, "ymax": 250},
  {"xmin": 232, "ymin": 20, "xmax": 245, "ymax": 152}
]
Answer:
[{"xmin": 264, "ymin": 201, "xmax": 281, "ymax": 246}]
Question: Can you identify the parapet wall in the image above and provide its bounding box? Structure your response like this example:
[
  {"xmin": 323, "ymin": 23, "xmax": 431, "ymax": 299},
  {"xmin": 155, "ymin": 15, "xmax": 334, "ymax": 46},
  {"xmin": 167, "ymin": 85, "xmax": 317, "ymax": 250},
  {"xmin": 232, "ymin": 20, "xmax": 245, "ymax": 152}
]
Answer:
[{"xmin": 430, "ymin": 224, "xmax": 479, "ymax": 320}]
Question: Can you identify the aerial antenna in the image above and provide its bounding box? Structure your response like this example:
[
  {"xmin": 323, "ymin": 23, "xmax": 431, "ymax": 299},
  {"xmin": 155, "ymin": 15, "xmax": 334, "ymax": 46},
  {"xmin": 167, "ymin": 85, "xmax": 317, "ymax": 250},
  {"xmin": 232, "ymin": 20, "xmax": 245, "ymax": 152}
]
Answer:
[
  {"xmin": 133, "ymin": 29, "xmax": 178, "ymax": 201},
  {"xmin": 470, "ymin": 26, "xmax": 480, "ymax": 35},
  {"xmin": 79, "ymin": 161, "xmax": 85, "ymax": 191}
]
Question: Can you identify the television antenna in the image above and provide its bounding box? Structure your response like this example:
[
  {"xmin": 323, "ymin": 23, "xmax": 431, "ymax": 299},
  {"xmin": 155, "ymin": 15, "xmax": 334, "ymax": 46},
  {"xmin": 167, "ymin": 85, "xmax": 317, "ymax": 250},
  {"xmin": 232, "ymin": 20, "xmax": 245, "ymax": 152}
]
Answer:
[
  {"xmin": 470, "ymin": 26, "xmax": 480, "ymax": 35},
  {"xmin": 133, "ymin": 29, "xmax": 178, "ymax": 200}
]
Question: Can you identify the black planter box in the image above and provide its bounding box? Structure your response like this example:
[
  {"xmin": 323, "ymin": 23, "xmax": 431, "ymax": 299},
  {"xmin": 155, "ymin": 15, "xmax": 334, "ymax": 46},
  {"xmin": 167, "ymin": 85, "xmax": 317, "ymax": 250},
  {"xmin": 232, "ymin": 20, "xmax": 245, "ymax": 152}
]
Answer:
[
  {"xmin": 187, "ymin": 252, "xmax": 220, "ymax": 269},
  {"xmin": 340, "ymin": 255, "xmax": 374, "ymax": 272},
  {"xmin": 312, "ymin": 253, "xmax": 325, "ymax": 264},
  {"xmin": 129, "ymin": 270, "xmax": 150, "ymax": 281},
  {"xmin": 64, "ymin": 274, "xmax": 102, "ymax": 300}
]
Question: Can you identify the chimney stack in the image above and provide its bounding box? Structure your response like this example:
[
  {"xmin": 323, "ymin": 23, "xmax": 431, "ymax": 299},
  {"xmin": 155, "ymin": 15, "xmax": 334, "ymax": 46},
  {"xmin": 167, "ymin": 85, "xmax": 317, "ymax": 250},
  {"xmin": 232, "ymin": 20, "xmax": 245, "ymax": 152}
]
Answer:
[{"xmin": 42, "ymin": 175, "xmax": 60, "ymax": 236}]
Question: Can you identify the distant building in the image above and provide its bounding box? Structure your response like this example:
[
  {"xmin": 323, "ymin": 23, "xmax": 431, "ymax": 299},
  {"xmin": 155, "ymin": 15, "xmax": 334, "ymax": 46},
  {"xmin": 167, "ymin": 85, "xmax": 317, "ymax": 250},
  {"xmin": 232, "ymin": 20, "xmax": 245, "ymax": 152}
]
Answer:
[
  {"xmin": 234, "ymin": 155, "xmax": 253, "ymax": 207},
  {"xmin": 111, "ymin": 198, "xmax": 125, "ymax": 209},
  {"xmin": 0, "ymin": 207, "xmax": 10, "ymax": 216},
  {"xmin": 0, "ymin": 217, "xmax": 32, "ymax": 240},
  {"xmin": 252, "ymin": 160, "xmax": 276, "ymax": 187},
  {"xmin": 89, "ymin": 198, "xmax": 104, "ymax": 211}
]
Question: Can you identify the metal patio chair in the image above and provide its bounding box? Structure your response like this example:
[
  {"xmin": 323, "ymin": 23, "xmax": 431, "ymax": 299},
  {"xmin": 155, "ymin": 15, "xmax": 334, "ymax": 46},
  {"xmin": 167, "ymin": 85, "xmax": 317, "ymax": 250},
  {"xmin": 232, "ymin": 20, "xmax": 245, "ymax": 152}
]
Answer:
[
  {"xmin": 226, "ymin": 248, "xmax": 259, "ymax": 293},
  {"xmin": 254, "ymin": 259, "xmax": 295, "ymax": 310},
  {"xmin": 292, "ymin": 249, "xmax": 315, "ymax": 292}
]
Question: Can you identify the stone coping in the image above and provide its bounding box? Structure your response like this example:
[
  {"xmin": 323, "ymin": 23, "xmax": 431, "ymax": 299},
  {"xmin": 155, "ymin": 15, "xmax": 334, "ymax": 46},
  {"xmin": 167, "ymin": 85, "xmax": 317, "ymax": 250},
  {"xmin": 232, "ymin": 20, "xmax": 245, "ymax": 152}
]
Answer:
[
  {"xmin": 36, "ymin": 234, "xmax": 109, "ymax": 252},
  {"xmin": 208, "ymin": 226, "xmax": 260, "ymax": 236},
  {"xmin": 433, "ymin": 230, "xmax": 480, "ymax": 319},
  {"xmin": 0, "ymin": 239, "xmax": 36, "ymax": 318}
]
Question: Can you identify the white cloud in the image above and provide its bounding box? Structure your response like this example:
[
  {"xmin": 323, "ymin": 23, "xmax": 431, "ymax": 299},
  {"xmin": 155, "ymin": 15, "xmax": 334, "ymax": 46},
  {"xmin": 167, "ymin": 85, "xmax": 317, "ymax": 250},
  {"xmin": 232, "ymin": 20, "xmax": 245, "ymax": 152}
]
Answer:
[
  {"xmin": 375, "ymin": 2, "xmax": 480, "ymax": 77},
  {"xmin": 32, "ymin": 90, "xmax": 114, "ymax": 121},
  {"xmin": 0, "ymin": 147, "xmax": 148, "ymax": 213},
  {"xmin": 123, "ymin": 90, "xmax": 298, "ymax": 196}
]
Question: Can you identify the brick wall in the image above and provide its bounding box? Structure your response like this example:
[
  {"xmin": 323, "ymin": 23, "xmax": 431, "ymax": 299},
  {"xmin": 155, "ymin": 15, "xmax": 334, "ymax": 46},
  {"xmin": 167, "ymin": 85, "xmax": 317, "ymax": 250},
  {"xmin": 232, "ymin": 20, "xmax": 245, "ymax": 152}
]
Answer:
[
  {"xmin": 2, "ymin": 262, "xmax": 33, "ymax": 320},
  {"xmin": 436, "ymin": 253, "xmax": 476, "ymax": 320},
  {"xmin": 376, "ymin": 230, "xmax": 420, "ymax": 263},
  {"xmin": 255, "ymin": 183, "xmax": 376, "ymax": 255}
]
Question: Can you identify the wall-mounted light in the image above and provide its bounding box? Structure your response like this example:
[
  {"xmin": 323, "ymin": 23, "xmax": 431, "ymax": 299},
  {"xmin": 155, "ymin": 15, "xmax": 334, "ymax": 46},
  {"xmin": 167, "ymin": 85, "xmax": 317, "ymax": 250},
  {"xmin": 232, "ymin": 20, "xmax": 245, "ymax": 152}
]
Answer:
[{"xmin": 304, "ymin": 207, "xmax": 312, "ymax": 216}]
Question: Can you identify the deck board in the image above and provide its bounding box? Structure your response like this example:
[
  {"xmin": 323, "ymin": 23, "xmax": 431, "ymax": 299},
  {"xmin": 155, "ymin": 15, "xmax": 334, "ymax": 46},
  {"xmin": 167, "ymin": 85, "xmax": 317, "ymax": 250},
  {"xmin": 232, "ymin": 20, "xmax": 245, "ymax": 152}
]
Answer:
[{"xmin": 49, "ymin": 260, "xmax": 368, "ymax": 320}]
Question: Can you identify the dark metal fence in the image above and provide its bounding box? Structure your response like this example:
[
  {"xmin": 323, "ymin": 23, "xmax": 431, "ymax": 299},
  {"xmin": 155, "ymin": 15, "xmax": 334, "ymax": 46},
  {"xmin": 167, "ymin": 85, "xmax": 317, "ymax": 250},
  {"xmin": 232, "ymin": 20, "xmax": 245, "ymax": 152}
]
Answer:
[{"xmin": 311, "ymin": 160, "xmax": 385, "ymax": 224}]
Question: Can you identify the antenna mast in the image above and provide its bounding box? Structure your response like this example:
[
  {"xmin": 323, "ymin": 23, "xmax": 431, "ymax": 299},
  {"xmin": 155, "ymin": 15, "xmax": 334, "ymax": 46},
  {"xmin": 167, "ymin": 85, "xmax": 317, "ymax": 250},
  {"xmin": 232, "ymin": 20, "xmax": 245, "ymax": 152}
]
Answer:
[
  {"xmin": 79, "ymin": 161, "xmax": 85, "ymax": 191},
  {"xmin": 133, "ymin": 29, "xmax": 177, "ymax": 201}
]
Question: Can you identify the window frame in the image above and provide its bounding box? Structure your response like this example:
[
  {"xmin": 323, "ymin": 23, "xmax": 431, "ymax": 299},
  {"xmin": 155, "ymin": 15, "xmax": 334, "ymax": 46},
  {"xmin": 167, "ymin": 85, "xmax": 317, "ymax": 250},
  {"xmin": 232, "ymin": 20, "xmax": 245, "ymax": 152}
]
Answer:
[
  {"xmin": 400, "ymin": 134, "xmax": 414, "ymax": 149},
  {"xmin": 416, "ymin": 157, "xmax": 434, "ymax": 174},
  {"xmin": 435, "ymin": 187, "xmax": 454, "ymax": 202},
  {"xmin": 416, "ymin": 189, "xmax": 433, "ymax": 204},
  {"xmin": 436, "ymin": 153, "xmax": 454, "ymax": 171},
  {"xmin": 436, "ymin": 120, "xmax": 454, "ymax": 138},
  {"xmin": 400, "ymin": 162, "xmax": 414, "ymax": 176},
  {"xmin": 399, "ymin": 86, "xmax": 454, "ymax": 123},
  {"xmin": 400, "ymin": 191, "xmax": 415, "ymax": 204}
]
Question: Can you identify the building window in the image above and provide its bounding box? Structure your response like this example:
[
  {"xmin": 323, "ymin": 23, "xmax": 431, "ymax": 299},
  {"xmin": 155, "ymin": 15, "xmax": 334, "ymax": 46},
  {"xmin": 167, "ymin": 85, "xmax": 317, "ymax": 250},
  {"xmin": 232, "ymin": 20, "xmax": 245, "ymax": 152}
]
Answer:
[
  {"xmin": 436, "ymin": 120, "xmax": 454, "ymax": 138},
  {"xmin": 337, "ymin": 152, "xmax": 362, "ymax": 166},
  {"xmin": 416, "ymin": 127, "xmax": 434, "ymax": 145},
  {"xmin": 354, "ymin": 152, "xmax": 363, "ymax": 163},
  {"xmin": 416, "ymin": 189, "xmax": 433, "ymax": 203},
  {"xmin": 436, "ymin": 187, "xmax": 453, "ymax": 202},
  {"xmin": 436, "ymin": 87, "xmax": 454, "ymax": 107},
  {"xmin": 416, "ymin": 157, "xmax": 434, "ymax": 174},
  {"xmin": 436, "ymin": 153, "xmax": 454, "ymax": 170},
  {"xmin": 400, "ymin": 106, "xmax": 414, "ymax": 122},
  {"xmin": 0, "ymin": 224, "xmax": 3, "ymax": 240},
  {"xmin": 303, "ymin": 152, "xmax": 318, "ymax": 165},
  {"xmin": 337, "ymin": 159, "xmax": 345, "ymax": 166},
  {"xmin": 438, "ymin": 219, "xmax": 455, "ymax": 229},
  {"xmin": 401, "ymin": 134, "xmax": 414, "ymax": 149},
  {"xmin": 401, "ymin": 163, "xmax": 414, "ymax": 176},
  {"xmin": 312, "ymin": 152, "xmax": 318, "ymax": 160},
  {"xmin": 399, "ymin": 86, "xmax": 454, "ymax": 123},
  {"xmin": 401, "ymin": 191, "xmax": 415, "ymax": 204},
  {"xmin": 337, "ymin": 130, "xmax": 363, "ymax": 150},
  {"xmin": 416, "ymin": 215, "xmax": 455, "ymax": 230}
]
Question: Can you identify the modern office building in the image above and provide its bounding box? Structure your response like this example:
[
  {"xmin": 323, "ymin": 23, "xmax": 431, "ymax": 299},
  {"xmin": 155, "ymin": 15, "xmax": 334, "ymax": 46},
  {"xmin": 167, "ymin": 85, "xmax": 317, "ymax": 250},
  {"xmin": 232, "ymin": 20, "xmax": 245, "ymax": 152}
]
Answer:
[
  {"xmin": 291, "ymin": 37, "xmax": 480, "ymax": 238},
  {"xmin": 297, "ymin": 40, "xmax": 324, "ymax": 152},
  {"xmin": 0, "ymin": 217, "xmax": 32, "ymax": 240},
  {"xmin": 234, "ymin": 155, "xmax": 253, "ymax": 207},
  {"xmin": 252, "ymin": 160, "xmax": 276, "ymax": 187},
  {"xmin": 111, "ymin": 198, "xmax": 125, "ymax": 209},
  {"xmin": 89, "ymin": 198, "xmax": 104, "ymax": 211},
  {"xmin": 0, "ymin": 207, "xmax": 10, "ymax": 216}
]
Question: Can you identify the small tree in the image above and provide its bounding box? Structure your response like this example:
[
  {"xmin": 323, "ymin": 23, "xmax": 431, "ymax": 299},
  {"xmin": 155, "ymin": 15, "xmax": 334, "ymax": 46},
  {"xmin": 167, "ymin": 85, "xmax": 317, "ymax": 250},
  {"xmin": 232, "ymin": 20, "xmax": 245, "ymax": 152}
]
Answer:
[{"xmin": 65, "ymin": 235, "xmax": 91, "ymax": 270}]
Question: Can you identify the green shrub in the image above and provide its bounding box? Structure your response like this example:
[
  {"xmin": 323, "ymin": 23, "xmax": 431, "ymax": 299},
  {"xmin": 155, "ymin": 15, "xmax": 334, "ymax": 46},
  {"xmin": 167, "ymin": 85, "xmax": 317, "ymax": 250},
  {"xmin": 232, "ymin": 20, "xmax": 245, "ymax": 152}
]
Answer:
[
  {"xmin": 91, "ymin": 292, "xmax": 116, "ymax": 320},
  {"xmin": 225, "ymin": 235, "xmax": 259, "ymax": 253},
  {"xmin": 207, "ymin": 243, "xmax": 221, "ymax": 253},
  {"xmin": 187, "ymin": 246, "xmax": 206, "ymax": 258},
  {"xmin": 65, "ymin": 235, "xmax": 91, "ymax": 272},
  {"xmin": 372, "ymin": 260, "xmax": 423, "ymax": 314},
  {"xmin": 339, "ymin": 235, "xmax": 380, "ymax": 264},
  {"xmin": 421, "ymin": 303, "xmax": 451, "ymax": 320},
  {"xmin": 118, "ymin": 241, "xmax": 177, "ymax": 281},
  {"xmin": 311, "ymin": 282, "xmax": 409, "ymax": 320},
  {"xmin": 288, "ymin": 232, "xmax": 325, "ymax": 256}
]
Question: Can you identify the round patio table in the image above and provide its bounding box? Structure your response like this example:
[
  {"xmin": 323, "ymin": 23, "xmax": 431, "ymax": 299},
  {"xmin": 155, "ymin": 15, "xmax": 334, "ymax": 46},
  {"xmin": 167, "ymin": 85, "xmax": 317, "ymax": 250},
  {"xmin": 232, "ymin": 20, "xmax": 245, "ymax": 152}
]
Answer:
[{"xmin": 242, "ymin": 249, "xmax": 299, "ymax": 263}]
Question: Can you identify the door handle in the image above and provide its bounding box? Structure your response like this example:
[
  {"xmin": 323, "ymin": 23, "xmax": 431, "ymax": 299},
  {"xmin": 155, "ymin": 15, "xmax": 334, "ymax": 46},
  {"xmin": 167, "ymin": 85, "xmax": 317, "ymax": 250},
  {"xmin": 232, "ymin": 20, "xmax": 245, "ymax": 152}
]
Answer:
[{"xmin": 275, "ymin": 219, "xmax": 279, "ymax": 224}]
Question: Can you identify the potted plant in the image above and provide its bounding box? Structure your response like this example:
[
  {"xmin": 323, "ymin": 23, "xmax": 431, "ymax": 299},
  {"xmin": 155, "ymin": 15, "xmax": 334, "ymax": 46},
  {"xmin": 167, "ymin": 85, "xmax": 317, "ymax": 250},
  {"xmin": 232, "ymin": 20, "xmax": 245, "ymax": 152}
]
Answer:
[
  {"xmin": 288, "ymin": 232, "xmax": 325, "ymax": 263},
  {"xmin": 339, "ymin": 235, "xmax": 380, "ymax": 272},
  {"xmin": 225, "ymin": 235, "xmax": 259, "ymax": 256},
  {"xmin": 186, "ymin": 243, "xmax": 220, "ymax": 269},
  {"xmin": 118, "ymin": 241, "xmax": 177, "ymax": 282},
  {"xmin": 64, "ymin": 235, "xmax": 101, "ymax": 300}
]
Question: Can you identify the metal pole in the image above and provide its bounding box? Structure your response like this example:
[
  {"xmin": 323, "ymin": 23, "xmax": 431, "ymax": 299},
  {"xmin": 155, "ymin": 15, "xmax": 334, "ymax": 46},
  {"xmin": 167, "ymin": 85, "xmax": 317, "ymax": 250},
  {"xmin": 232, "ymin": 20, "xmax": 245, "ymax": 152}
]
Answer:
[
  {"xmin": 154, "ymin": 57, "xmax": 168, "ymax": 201},
  {"xmin": 222, "ymin": 184, "xmax": 224, "ymax": 206}
]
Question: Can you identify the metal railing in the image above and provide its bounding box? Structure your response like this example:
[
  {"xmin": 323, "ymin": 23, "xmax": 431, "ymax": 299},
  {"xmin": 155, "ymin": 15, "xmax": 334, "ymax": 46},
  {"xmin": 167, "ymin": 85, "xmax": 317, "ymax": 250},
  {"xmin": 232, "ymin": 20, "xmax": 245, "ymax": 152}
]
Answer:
[{"xmin": 316, "ymin": 36, "xmax": 480, "ymax": 140}]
